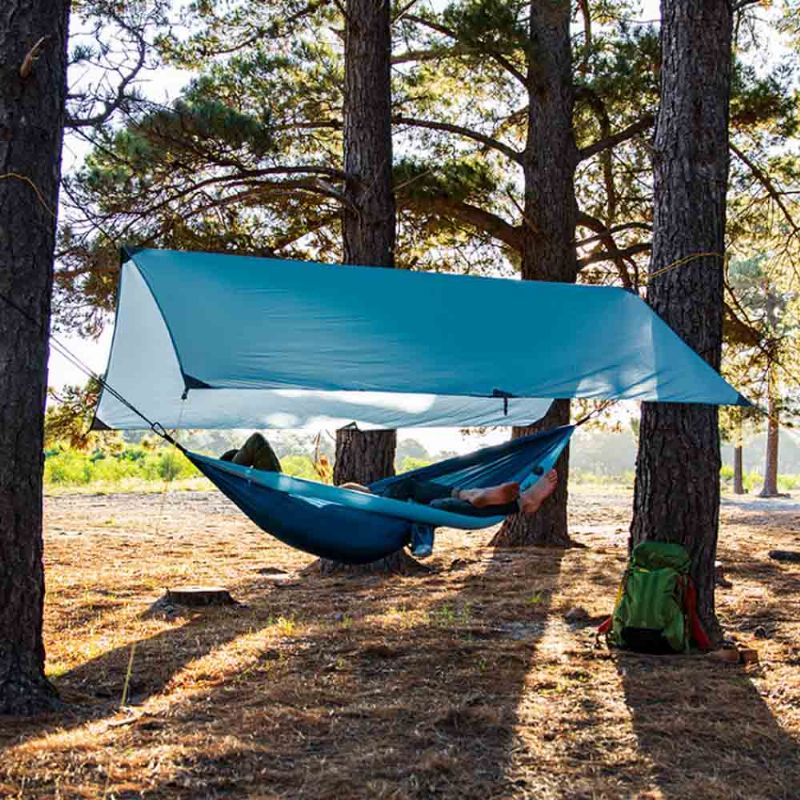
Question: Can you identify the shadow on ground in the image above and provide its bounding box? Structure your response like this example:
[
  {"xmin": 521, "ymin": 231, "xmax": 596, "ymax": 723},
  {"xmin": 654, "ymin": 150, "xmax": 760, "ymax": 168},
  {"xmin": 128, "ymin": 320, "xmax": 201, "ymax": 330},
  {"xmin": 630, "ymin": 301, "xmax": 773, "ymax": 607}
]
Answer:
[
  {"xmin": 136, "ymin": 546, "xmax": 568, "ymax": 799},
  {"xmin": 620, "ymin": 651, "xmax": 800, "ymax": 799},
  {"xmin": 2, "ymin": 539, "xmax": 569, "ymax": 799},
  {"xmin": 6, "ymin": 483, "xmax": 800, "ymax": 799},
  {"xmin": 0, "ymin": 577, "xmax": 274, "ymax": 747}
]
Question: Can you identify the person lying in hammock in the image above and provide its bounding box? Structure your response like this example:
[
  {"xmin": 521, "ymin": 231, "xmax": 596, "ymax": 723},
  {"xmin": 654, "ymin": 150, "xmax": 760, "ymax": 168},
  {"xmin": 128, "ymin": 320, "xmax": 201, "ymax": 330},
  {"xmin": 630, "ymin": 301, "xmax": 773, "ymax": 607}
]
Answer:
[{"xmin": 221, "ymin": 433, "xmax": 558, "ymax": 518}]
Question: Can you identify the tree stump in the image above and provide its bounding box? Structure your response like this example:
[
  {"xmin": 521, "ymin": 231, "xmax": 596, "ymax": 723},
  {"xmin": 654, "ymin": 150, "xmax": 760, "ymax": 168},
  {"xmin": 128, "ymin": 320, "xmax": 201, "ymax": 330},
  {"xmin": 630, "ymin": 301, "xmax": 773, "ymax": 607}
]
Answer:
[{"xmin": 163, "ymin": 586, "xmax": 237, "ymax": 607}]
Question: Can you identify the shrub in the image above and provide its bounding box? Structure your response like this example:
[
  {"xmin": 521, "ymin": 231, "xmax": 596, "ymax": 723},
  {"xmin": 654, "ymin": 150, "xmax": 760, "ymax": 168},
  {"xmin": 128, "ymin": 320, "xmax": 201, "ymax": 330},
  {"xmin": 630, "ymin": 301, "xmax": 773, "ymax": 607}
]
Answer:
[
  {"xmin": 397, "ymin": 456, "xmax": 432, "ymax": 474},
  {"xmin": 280, "ymin": 455, "xmax": 319, "ymax": 481},
  {"xmin": 43, "ymin": 443, "xmax": 199, "ymax": 487},
  {"xmin": 44, "ymin": 449, "xmax": 93, "ymax": 485},
  {"xmin": 157, "ymin": 450, "xmax": 188, "ymax": 482}
]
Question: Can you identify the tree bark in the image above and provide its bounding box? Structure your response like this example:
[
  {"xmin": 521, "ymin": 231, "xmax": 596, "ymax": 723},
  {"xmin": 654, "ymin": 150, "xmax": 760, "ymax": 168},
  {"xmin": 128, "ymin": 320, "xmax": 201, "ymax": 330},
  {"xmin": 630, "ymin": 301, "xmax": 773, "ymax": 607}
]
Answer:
[
  {"xmin": 493, "ymin": 0, "xmax": 578, "ymax": 548},
  {"xmin": 0, "ymin": 0, "xmax": 71, "ymax": 714},
  {"xmin": 333, "ymin": 428, "xmax": 396, "ymax": 486},
  {"xmin": 490, "ymin": 400, "xmax": 572, "ymax": 548},
  {"xmin": 733, "ymin": 443, "xmax": 744, "ymax": 495},
  {"xmin": 333, "ymin": 0, "xmax": 396, "ymax": 491},
  {"xmin": 630, "ymin": 0, "xmax": 733, "ymax": 644},
  {"xmin": 759, "ymin": 384, "xmax": 780, "ymax": 497},
  {"xmin": 326, "ymin": 0, "xmax": 411, "ymax": 573},
  {"xmin": 341, "ymin": 0, "xmax": 395, "ymax": 270}
]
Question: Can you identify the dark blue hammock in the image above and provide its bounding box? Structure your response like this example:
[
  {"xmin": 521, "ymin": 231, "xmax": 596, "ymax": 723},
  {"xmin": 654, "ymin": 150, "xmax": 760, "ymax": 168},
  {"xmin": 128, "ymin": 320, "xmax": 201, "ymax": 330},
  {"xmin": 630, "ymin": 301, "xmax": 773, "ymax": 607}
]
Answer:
[{"xmin": 185, "ymin": 425, "xmax": 574, "ymax": 563}]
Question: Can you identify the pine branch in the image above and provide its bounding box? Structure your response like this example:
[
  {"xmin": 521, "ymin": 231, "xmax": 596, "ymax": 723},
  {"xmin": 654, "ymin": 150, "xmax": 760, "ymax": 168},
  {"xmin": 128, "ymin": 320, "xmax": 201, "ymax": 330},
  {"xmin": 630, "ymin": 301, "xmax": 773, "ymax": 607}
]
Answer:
[
  {"xmin": 576, "ymin": 221, "xmax": 652, "ymax": 247},
  {"xmin": 88, "ymin": 167, "xmax": 348, "ymax": 243},
  {"xmin": 391, "ymin": 44, "xmax": 474, "ymax": 64},
  {"xmin": 579, "ymin": 242, "xmax": 650, "ymax": 271},
  {"xmin": 403, "ymin": 14, "xmax": 527, "ymax": 85},
  {"xmin": 577, "ymin": 210, "xmax": 651, "ymax": 286},
  {"xmin": 576, "ymin": 0, "xmax": 592, "ymax": 74},
  {"xmin": 729, "ymin": 141, "xmax": 800, "ymax": 236},
  {"xmin": 65, "ymin": 25, "xmax": 147, "ymax": 129},
  {"xmin": 393, "ymin": 115, "xmax": 521, "ymax": 163},
  {"xmin": 578, "ymin": 115, "xmax": 654, "ymax": 162},
  {"xmin": 402, "ymin": 194, "xmax": 522, "ymax": 251}
]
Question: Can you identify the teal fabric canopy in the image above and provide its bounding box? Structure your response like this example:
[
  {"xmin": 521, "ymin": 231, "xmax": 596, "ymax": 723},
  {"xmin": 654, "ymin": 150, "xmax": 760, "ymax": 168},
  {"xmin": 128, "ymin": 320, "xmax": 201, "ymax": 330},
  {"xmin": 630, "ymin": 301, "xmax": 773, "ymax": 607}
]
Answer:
[{"xmin": 94, "ymin": 247, "xmax": 747, "ymax": 431}]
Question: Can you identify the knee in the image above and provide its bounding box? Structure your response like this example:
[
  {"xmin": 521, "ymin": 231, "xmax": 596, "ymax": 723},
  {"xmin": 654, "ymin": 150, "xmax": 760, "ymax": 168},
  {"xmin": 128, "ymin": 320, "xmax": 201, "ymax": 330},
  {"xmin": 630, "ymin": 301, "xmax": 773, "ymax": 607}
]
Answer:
[{"xmin": 244, "ymin": 432, "xmax": 269, "ymax": 449}]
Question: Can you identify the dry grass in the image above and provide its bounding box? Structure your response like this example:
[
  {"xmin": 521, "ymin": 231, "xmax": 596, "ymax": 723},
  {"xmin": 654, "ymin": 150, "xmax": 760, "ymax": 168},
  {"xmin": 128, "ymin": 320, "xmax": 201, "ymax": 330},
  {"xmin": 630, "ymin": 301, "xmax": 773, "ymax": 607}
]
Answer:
[{"xmin": 1, "ymin": 486, "xmax": 799, "ymax": 799}]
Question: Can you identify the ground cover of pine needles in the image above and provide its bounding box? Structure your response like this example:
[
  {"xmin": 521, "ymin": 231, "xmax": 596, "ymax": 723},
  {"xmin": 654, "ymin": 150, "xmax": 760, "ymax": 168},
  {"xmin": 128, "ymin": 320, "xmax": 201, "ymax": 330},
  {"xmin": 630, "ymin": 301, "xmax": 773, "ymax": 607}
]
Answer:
[{"xmin": 1, "ymin": 486, "xmax": 799, "ymax": 799}]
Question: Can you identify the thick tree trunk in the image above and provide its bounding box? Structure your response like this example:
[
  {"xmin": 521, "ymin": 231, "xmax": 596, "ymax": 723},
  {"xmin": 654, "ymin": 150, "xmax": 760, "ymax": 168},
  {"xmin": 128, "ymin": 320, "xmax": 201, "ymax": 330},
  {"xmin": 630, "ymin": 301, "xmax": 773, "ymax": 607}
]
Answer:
[
  {"xmin": 333, "ymin": 0, "xmax": 396, "ymax": 491},
  {"xmin": 340, "ymin": 0, "xmax": 395, "ymax": 270},
  {"xmin": 494, "ymin": 0, "xmax": 578, "ymax": 547},
  {"xmin": 759, "ymin": 389, "xmax": 780, "ymax": 497},
  {"xmin": 630, "ymin": 0, "xmax": 733, "ymax": 644},
  {"xmin": 0, "ymin": 0, "xmax": 71, "ymax": 714},
  {"xmin": 490, "ymin": 400, "xmax": 572, "ymax": 548},
  {"xmin": 333, "ymin": 428, "xmax": 396, "ymax": 486},
  {"xmin": 325, "ymin": 0, "xmax": 411, "ymax": 573}
]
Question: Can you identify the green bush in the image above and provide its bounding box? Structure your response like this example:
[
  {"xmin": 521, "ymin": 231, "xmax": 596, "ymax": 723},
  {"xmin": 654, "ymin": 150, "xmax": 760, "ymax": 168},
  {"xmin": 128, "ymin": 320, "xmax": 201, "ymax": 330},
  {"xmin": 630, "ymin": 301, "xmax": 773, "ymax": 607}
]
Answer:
[
  {"xmin": 44, "ymin": 442, "xmax": 800, "ymax": 496},
  {"xmin": 719, "ymin": 466, "xmax": 800, "ymax": 493},
  {"xmin": 398, "ymin": 456, "xmax": 432, "ymax": 474},
  {"xmin": 280, "ymin": 454, "xmax": 319, "ymax": 481},
  {"xmin": 570, "ymin": 469, "xmax": 635, "ymax": 486},
  {"xmin": 43, "ymin": 444, "xmax": 199, "ymax": 487},
  {"xmin": 45, "ymin": 449, "xmax": 93, "ymax": 485},
  {"xmin": 157, "ymin": 450, "xmax": 191, "ymax": 482}
]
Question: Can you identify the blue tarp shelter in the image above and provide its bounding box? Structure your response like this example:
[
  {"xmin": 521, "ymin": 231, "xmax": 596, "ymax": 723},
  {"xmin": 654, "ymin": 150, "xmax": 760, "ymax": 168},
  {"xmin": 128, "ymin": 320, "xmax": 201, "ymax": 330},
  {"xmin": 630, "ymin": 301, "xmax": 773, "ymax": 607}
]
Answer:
[{"xmin": 95, "ymin": 248, "xmax": 747, "ymax": 432}]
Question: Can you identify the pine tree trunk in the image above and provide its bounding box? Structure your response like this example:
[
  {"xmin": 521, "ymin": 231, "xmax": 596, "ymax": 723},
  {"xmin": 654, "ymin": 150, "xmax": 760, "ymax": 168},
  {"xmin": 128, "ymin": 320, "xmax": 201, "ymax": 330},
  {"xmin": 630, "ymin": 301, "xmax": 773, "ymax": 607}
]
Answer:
[
  {"xmin": 494, "ymin": 0, "xmax": 578, "ymax": 547},
  {"xmin": 333, "ymin": 428, "xmax": 396, "ymax": 486},
  {"xmin": 341, "ymin": 0, "xmax": 395, "ymax": 271},
  {"xmin": 733, "ymin": 444, "xmax": 744, "ymax": 495},
  {"xmin": 324, "ymin": 0, "xmax": 411, "ymax": 574},
  {"xmin": 490, "ymin": 400, "xmax": 572, "ymax": 548},
  {"xmin": 759, "ymin": 389, "xmax": 780, "ymax": 497},
  {"xmin": 0, "ymin": 0, "xmax": 71, "ymax": 714},
  {"xmin": 333, "ymin": 0, "xmax": 396, "ymax": 491},
  {"xmin": 630, "ymin": 0, "xmax": 733, "ymax": 644}
]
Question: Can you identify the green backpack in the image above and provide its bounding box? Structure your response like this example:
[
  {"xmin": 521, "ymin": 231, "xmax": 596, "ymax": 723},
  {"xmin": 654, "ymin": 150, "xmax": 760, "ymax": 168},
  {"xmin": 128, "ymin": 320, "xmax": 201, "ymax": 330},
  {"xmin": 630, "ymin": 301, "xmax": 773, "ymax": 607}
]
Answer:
[{"xmin": 600, "ymin": 541, "xmax": 700, "ymax": 653}]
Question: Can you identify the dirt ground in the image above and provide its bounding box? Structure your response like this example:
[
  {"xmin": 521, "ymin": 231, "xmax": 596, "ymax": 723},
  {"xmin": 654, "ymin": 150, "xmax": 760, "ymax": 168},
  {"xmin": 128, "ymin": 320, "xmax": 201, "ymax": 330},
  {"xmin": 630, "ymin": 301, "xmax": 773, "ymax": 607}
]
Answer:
[{"xmin": 1, "ymin": 485, "xmax": 800, "ymax": 799}]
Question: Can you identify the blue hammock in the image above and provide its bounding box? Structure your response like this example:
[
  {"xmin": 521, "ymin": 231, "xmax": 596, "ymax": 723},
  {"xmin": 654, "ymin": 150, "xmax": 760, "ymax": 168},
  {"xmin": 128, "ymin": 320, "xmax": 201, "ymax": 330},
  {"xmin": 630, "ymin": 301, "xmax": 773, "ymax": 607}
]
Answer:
[{"xmin": 185, "ymin": 425, "xmax": 574, "ymax": 563}]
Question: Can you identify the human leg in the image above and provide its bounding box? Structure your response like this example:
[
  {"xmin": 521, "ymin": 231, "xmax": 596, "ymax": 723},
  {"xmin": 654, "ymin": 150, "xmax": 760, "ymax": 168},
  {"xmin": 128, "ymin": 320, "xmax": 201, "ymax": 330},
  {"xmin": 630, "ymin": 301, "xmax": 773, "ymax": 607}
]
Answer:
[
  {"xmin": 428, "ymin": 496, "xmax": 521, "ymax": 517},
  {"xmin": 339, "ymin": 481, "xmax": 372, "ymax": 493},
  {"xmin": 231, "ymin": 433, "xmax": 282, "ymax": 472},
  {"xmin": 381, "ymin": 477, "xmax": 521, "ymax": 507},
  {"xmin": 429, "ymin": 470, "xmax": 558, "ymax": 518},
  {"xmin": 455, "ymin": 483, "xmax": 520, "ymax": 508},
  {"xmin": 379, "ymin": 477, "xmax": 454, "ymax": 504},
  {"xmin": 518, "ymin": 470, "xmax": 558, "ymax": 514}
]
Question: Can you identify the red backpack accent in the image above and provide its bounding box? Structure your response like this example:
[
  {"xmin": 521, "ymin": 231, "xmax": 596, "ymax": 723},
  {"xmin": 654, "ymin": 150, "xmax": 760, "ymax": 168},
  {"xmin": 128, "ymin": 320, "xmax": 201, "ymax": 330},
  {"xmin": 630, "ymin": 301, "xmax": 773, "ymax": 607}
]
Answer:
[{"xmin": 684, "ymin": 577, "xmax": 711, "ymax": 651}]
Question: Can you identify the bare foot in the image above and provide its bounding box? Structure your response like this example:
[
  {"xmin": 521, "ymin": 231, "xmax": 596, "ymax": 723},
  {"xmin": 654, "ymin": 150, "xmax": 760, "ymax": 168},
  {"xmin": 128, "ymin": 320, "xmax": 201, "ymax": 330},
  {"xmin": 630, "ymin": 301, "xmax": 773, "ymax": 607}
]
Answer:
[
  {"xmin": 519, "ymin": 470, "xmax": 558, "ymax": 514},
  {"xmin": 339, "ymin": 482, "xmax": 373, "ymax": 494},
  {"xmin": 458, "ymin": 481, "xmax": 520, "ymax": 508}
]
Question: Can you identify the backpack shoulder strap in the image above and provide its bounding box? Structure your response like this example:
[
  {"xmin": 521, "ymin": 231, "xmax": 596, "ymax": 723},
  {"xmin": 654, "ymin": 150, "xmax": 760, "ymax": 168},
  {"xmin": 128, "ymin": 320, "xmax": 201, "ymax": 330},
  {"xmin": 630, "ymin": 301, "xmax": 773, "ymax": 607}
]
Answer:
[{"xmin": 685, "ymin": 577, "xmax": 712, "ymax": 651}]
